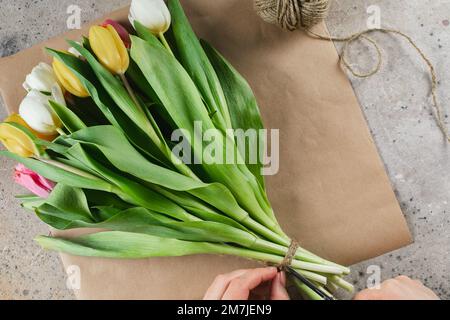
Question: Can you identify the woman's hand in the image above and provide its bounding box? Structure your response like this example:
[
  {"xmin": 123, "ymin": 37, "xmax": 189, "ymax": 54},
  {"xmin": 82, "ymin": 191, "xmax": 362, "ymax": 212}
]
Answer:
[
  {"xmin": 354, "ymin": 276, "xmax": 440, "ymax": 300},
  {"xmin": 203, "ymin": 267, "xmax": 290, "ymax": 300}
]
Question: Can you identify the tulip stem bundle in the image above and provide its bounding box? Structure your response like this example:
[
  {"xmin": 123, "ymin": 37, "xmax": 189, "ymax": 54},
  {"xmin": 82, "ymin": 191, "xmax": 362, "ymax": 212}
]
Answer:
[{"xmin": 0, "ymin": 0, "xmax": 353, "ymax": 300}]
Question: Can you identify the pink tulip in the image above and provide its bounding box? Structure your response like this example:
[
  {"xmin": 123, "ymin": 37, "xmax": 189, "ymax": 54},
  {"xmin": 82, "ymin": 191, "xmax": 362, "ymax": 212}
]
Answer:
[
  {"xmin": 14, "ymin": 164, "xmax": 55, "ymax": 198},
  {"xmin": 101, "ymin": 19, "xmax": 132, "ymax": 48}
]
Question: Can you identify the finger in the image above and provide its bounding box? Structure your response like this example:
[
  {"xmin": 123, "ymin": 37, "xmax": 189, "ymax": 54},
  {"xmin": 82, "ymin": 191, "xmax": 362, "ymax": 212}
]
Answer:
[
  {"xmin": 270, "ymin": 272, "xmax": 290, "ymax": 300},
  {"xmin": 203, "ymin": 269, "xmax": 250, "ymax": 300},
  {"xmin": 249, "ymin": 281, "xmax": 272, "ymax": 300},
  {"xmin": 222, "ymin": 267, "xmax": 278, "ymax": 300}
]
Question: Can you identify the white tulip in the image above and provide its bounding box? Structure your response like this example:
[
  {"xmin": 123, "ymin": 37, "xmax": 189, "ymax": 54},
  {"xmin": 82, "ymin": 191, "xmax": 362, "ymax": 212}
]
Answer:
[
  {"xmin": 129, "ymin": 0, "xmax": 171, "ymax": 35},
  {"xmin": 19, "ymin": 85, "xmax": 65, "ymax": 135},
  {"xmin": 23, "ymin": 62, "xmax": 59, "ymax": 93}
]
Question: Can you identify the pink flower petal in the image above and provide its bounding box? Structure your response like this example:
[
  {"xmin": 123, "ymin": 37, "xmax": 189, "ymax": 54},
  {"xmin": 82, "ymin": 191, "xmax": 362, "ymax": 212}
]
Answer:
[
  {"xmin": 14, "ymin": 163, "xmax": 55, "ymax": 198},
  {"xmin": 14, "ymin": 172, "xmax": 51, "ymax": 198}
]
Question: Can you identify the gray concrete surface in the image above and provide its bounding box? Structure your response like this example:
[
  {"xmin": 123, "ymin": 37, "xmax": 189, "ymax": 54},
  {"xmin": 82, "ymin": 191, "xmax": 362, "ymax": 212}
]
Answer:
[{"xmin": 0, "ymin": 0, "xmax": 449, "ymax": 300}]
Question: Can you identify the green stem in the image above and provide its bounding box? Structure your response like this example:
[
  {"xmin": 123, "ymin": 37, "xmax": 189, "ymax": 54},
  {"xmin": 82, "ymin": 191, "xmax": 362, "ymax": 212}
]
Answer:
[
  {"xmin": 252, "ymin": 238, "xmax": 348, "ymax": 274},
  {"xmin": 158, "ymin": 32, "xmax": 174, "ymax": 56},
  {"xmin": 120, "ymin": 73, "xmax": 144, "ymax": 116},
  {"xmin": 56, "ymin": 128, "xmax": 66, "ymax": 136},
  {"xmin": 241, "ymin": 216, "xmax": 289, "ymax": 246},
  {"xmin": 328, "ymin": 275, "xmax": 355, "ymax": 293},
  {"xmin": 209, "ymin": 243, "xmax": 333, "ymax": 281},
  {"xmin": 38, "ymin": 158, "xmax": 102, "ymax": 181},
  {"xmin": 295, "ymin": 247, "xmax": 350, "ymax": 274},
  {"xmin": 291, "ymin": 277, "xmax": 324, "ymax": 301}
]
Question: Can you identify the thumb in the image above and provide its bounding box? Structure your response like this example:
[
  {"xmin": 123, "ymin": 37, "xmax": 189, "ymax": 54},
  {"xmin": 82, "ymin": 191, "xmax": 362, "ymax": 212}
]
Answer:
[{"xmin": 270, "ymin": 272, "xmax": 290, "ymax": 300}]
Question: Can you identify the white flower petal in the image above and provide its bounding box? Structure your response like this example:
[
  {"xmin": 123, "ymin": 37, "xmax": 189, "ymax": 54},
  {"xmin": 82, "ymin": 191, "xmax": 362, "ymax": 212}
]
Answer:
[
  {"xmin": 129, "ymin": 0, "xmax": 171, "ymax": 34},
  {"xmin": 19, "ymin": 90, "xmax": 61, "ymax": 135},
  {"xmin": 23, "ymin": 62, "xmax": 58, "ymax": 93}
]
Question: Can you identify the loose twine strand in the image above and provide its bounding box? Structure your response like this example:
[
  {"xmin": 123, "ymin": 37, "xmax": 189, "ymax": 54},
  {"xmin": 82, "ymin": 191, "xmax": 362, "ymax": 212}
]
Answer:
[{"xmin": 254, "ymin": 0, "xmax": 450, "ymax": 143}]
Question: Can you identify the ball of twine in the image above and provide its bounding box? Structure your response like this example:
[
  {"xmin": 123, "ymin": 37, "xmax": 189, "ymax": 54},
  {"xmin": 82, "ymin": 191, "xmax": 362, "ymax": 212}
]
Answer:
[{"xmin": 254, "ymin": 0, "xmax": 330, "ymax": 30}]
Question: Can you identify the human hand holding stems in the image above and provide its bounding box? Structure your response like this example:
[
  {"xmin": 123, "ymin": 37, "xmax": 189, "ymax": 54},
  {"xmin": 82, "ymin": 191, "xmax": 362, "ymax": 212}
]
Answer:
[{"xmin": 205, "ymin": 269, "xmax": 439, "ymax": 301}]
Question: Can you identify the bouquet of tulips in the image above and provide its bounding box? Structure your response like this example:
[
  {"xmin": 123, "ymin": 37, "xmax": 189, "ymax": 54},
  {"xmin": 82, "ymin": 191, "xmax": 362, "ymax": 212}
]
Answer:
[{"xmin": 0, "ymin": 0, "xmax": 353, "ymax": 299}]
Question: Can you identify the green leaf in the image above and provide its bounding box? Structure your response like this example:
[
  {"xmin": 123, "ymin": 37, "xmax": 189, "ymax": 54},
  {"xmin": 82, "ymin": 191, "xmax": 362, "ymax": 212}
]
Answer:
[
  {"xmin": 64, "ymin": 143, "xmax": 197, "ymax": 222},
  {"xmin": 35, "ymin": 231, "xmax": 228, "ymax": 259},
  {"xmin": 36, "ymin": 200, "xmax": 255, "ymax": 247},
  {"xmin": 202, "ymin": 40, "xmax": 266, "ymax": 189},
  {"xmin": 34, "ymin": 231, "xmax": 286, "ymax": 269},
  {"xmin": 130, "ymin": 36, "xmax": 214, "ymax": 142},
  {"xmin": 150, "ymin": 185, "xmax": 248, "ymax": 231},
  {"xmin": 18, "ymin": 195, "xmax": 46, "ymax": 211},
  {"xmin": 48, "ymin": 100, "xmax": 86, "ymax": 133},
  {"xmin": 168, "ymin": 0, "xmax": 232, "ymax": 130},
  {"xmin": 65, "ymin": 126, "xmax": 251, "ymax": 227},
  {"xmin": 84, "ymin": 189, "xmax": 131, "ymax": 210},
  {"xmin": 40, "ymin": 184, "xmax": 94, "ymax": 222}
]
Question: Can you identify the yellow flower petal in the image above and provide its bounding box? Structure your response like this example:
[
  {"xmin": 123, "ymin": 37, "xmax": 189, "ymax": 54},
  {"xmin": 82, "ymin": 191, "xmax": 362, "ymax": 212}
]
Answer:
[
  {"xmin": 89, "ymin": 25, "xmax": 129, "ymax": 75},
  {"xmin": 5, "ymin": 114, "xmax": 56, "ymax": 141},
  {"xmin": 53, "ymin": 58, "xmax": 89, "ymax": 98},
  {"xmin": 106, "ymin": 25, "xmax": 129, "ymax": 74},
  {"xmin": 0, "ymin": 122, "xmax": 40, "ymax": 158}
]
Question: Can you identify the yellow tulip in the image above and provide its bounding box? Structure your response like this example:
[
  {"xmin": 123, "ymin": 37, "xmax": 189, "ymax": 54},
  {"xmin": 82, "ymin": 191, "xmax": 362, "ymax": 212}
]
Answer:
[
  {"xmin": 4, "ymin": 114, "xmax": 56, "ymax": 141},
  {"xmin": 89, "ymin": 25, "xmax": 130, "ymax": 75},
  {"xmin": 52, "ymin": 57, "xmax": 89, "ymax": 98},
  {"xmin": 0, "ymin": 119, "xmax": 40, "ymax": 158}
]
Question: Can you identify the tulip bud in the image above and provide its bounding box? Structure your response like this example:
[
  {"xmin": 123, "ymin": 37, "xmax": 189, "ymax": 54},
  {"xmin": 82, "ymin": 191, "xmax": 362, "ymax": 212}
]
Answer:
[
  {"xmin": 19, "ymin": 87, "xmax": 63, "ymax": 135},
  {"xmin": 0, "ymin": 121, "xmax": 40, "ymax": 158},
  {"xmin": 102, "ymin": 19, "xmax": 131, "ymax": 48},
  {"xmin": 89, "ymin": 25, "xmax": 130, "ymax": 75},
  {"xmin": 14, "ymin": 163, "xmax": 55, "ymax": 198},
  {"xmin": 129, "ymin": 0, "xmax": 171, "ymax": 35},
  {"xmin": 23, "ymin": 62, "xmax": 59, "ymax": 93},
  {"xmin": 3, "ymin": 113, "xmax": 56, "ymax": 141},
  {"xmin": 53, "ymin": 56, "xmax": 90, "ymax": 98}
]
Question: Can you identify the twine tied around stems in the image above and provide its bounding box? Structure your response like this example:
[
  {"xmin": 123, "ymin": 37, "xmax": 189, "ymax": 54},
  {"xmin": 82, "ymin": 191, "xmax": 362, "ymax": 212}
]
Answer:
[
  {"xmin": 278, "ymin": 239, "xmax": 299, "ymax": 270},
  {"xmin": 253, "ymin": 0, "xmax": 450, "ymax": 143}
]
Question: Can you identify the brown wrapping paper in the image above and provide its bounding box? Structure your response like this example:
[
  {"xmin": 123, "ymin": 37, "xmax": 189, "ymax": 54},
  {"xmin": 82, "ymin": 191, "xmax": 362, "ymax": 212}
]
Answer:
[{"xmin": 0, "ymin": 0, "xmax": 412, "ymax": 299}]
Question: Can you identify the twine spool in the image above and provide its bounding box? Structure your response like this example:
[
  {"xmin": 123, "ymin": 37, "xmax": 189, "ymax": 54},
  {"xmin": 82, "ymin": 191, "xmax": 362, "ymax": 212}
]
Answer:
[{"xmin": 254, "ymin": 0, "xmax": 330, "ymax": 30}]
